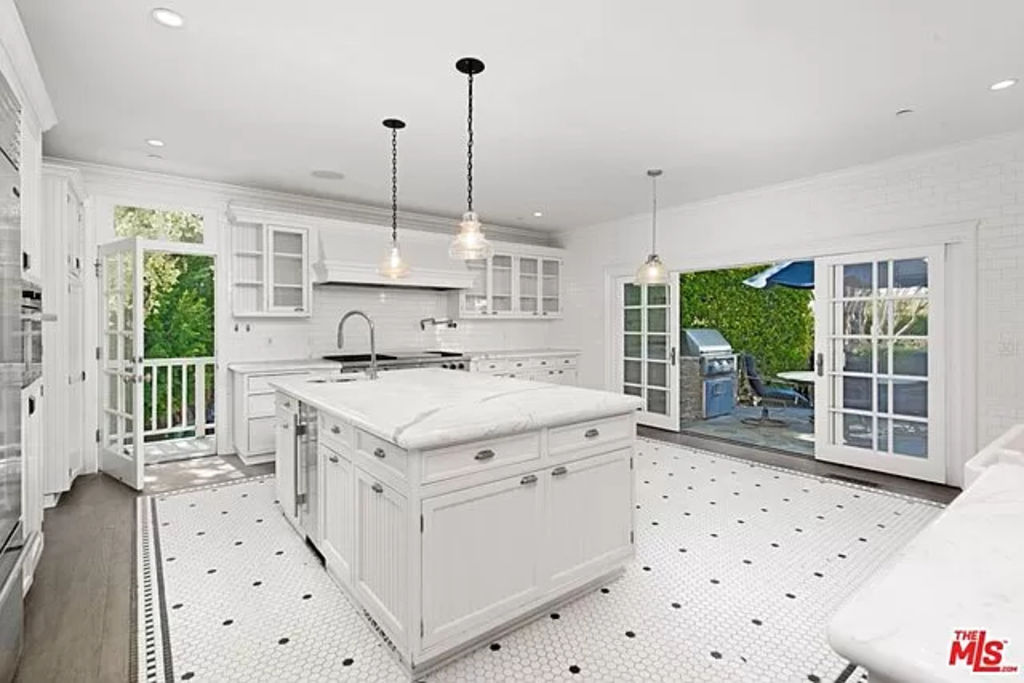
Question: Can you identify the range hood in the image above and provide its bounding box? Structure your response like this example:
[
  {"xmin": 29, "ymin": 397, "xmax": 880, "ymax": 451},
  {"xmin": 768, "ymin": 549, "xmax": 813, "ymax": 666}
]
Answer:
[{"xmin": 313, "ymin": 223, "xmax": 477, "ymax": 290}]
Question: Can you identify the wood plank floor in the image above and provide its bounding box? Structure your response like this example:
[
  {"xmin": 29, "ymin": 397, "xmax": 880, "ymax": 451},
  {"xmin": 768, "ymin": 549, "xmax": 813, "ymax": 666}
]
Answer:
[{"xmin": 15, "ymin": 454, "xmax": 273, "ymax": 683}]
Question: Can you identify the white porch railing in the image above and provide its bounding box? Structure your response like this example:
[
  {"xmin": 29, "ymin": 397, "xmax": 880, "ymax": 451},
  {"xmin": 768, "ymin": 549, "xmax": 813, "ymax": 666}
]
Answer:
[{"xmin": 142, "ymin": 357, "xmax": 216, "ymax": 441}]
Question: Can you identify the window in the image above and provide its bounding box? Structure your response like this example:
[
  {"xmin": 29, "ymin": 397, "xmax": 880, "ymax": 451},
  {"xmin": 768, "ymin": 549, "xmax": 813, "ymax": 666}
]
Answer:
[{"xmin": 114, "ymin": 205, "xmax": 204, "ymax": 243}]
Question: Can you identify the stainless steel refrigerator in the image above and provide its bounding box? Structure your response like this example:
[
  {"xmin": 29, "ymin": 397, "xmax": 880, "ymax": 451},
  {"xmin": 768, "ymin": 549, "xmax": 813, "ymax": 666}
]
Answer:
[{"xmin": 0, "ymin": 70, "xmax": 26, "ymax": 681}]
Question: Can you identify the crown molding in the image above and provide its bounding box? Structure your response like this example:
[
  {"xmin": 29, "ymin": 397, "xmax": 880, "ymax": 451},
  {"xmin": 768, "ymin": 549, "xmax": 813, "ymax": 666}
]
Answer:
[
  {"xmin": 49, "ymin": 157, "xmax": 561, "ymax": 247},
  {"xmin": 0, "ymin": 0, "xmax": 57, "ymax": 131}
]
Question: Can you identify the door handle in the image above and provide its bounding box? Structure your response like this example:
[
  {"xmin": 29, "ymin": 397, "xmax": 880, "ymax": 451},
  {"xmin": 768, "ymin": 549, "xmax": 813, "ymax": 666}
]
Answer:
[
  {"xmin": 670, "ymin": 346, "xmax": 676, "ymax": 366},
  {"xmin": 815, "ymin": 352, "xmax": 824, "ymax": 377},
  {"xmin": 474, "ymin": 449, "xmax": 495, "ymax": 461},
  {"xmin": 371, "ymin": 482, "xmax": 384, "ymax": 494},
  {"xmin": 292, "ymin": 414, "xmax": 302, "ymax": 517},
  {"xmin": 520, "ymin": 474, "xmax": 538, "ymax": 486},
  {"xmin": 551, "ymin": 466, "xmax": 568, "ymax": 477}
]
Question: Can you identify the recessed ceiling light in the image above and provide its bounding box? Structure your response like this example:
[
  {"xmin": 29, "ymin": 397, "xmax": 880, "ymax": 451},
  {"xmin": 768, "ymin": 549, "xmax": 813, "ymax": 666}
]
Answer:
[
  {"xmin": 990, "ymin": 78, "xmax": 1017, "ymax": 91},
  {"xmin": 146, "ymin": 138, "xmax": 165, "ymax": 148},
  {"xmin": 311, "ymin": 170, "xmax": 346, "ymax": 180},
  {"xmin": 532, "ymin": 211, "xmax": 543, "ymax": 218},
  {"xmin": 895, "ymin": 108, "xmax": 914, "ymax": 117},
  {"xmin": 151, "ymin": 8, "xmax": 184, "ymax": 28}
]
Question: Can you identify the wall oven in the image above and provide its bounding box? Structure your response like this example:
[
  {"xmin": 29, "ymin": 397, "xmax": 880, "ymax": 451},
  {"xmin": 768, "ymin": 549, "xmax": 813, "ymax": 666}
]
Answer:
[{"xmin": 18, "ymin": 284, "xmax": 41, "ymax": 387}]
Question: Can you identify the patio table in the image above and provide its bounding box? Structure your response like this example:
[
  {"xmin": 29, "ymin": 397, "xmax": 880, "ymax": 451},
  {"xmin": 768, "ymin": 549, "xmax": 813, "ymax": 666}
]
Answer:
[{"xmin": 776, "ymin": 370, "xmax": 816, "ymax": 422}]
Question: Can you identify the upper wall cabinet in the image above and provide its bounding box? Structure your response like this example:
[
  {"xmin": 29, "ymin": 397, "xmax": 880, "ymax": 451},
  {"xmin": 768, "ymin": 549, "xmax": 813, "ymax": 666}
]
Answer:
[
  {"xmin": 460, "ymin": 250, "xmax": 563, "ymax": 319},
  {"xmin": 229, "ymin": 208, "xmax": 311, "ymax": 318}
]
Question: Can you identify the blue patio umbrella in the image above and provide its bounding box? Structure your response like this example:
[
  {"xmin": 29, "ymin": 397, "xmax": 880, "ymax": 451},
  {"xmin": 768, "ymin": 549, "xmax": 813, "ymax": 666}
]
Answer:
[{"xmin": 742, "ymin": 261, "xmax": 814, "ymax": 289}]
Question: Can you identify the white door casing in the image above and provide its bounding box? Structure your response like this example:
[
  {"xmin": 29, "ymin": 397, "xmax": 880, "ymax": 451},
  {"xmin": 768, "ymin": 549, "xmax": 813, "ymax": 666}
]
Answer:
[{"xmin": 814, "ymin": 246, "xmax": 946, "ymax": 483}]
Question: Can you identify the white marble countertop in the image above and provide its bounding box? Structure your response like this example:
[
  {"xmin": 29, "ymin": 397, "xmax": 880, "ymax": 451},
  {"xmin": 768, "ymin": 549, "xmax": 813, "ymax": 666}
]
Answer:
[
  {"xmin": 227, "ymin": 359, "xmax": 343, "ymax": 373},
  {"xmin": 828, "ymin": 463, "xmax": 1023, "ymax": 682},
  {"xmin": 270, "ymin": 368, "xmax": 640, "ymax": 450},
  {"xmin": 464, "ymin": 348, "xmax": 581, "ymax": 360}
]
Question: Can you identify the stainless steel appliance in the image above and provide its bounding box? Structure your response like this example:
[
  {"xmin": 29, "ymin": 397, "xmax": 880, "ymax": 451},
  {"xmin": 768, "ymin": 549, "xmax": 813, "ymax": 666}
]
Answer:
[
  {"xmin": 0, "ymin": 71, "xmax": 24, "ymax": 682},
  {"xmin": 681, "ymin": 328, "xmax": 738, "ymax": 419},
  {"xmin": 321, "ymin": 350, "xmax": 469, "ymax": 372},
  {"xmin": 294, "ymin": 402, "xmax": 319, "ymax": 542}
]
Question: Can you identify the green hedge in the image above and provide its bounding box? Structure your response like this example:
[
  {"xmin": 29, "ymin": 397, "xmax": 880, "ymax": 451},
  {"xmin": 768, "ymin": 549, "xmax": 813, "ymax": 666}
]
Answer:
[{"xmin": 679, "ymin": 265, "xmax": 814, "ymax": 380}]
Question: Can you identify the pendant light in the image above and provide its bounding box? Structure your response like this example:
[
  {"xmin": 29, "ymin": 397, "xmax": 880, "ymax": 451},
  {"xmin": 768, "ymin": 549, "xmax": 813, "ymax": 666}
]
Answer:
[
  {"xmin": 635, "ymin": 169, "xmax": 668, "ymax": 285},
  {"xmin": 378, "ymin": 118, "xmax": 410, "ymax": 279},
  {"xmin": 449, "ymin": 57, "xmax": 494, "ymax": 260}
]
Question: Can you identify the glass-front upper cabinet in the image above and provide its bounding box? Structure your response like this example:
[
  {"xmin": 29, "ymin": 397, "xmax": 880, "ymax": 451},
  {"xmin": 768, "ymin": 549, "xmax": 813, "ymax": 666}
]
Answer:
[
  {"xmin": 231, "ymin": 221, "xmax": 310, "ymax": 317},
  {"xmin": 458, "ymin": 249, "xmax": 564, "ymax": 319}
]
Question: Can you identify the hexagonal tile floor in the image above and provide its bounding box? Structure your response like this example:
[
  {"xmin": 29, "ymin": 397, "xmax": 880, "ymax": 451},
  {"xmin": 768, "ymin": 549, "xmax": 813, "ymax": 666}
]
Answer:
[{"xmin": 136, "ymin": 438, "xmax": 943, "ymax": 682}]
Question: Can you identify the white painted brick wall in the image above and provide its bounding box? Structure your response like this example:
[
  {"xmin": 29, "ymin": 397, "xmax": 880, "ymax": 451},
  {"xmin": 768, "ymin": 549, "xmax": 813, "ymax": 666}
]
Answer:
[{"xmin": 556, "ymin": 131, "xmax": 1024, "ymax": 449}]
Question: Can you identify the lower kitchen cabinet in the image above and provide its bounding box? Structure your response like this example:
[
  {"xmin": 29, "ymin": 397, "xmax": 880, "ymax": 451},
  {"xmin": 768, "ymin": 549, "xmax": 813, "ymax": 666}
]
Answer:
[
  {"xmin": 274, "ymin": 399, "xmax": 298, "ymax": 529},
  {"xmin": 546, "ymin": 448, "xmax": 633, "ymax": 586},
  {"xmin": 354, "ymin": 467, "xmax": 408, "ymax": 643},
  {"xmin": 421, "ymin": 471, "xmax": 544, "ymax": 648},
  {"xmin": 319, "ymin": 443, "xmax": 353, "ymax": 584}
]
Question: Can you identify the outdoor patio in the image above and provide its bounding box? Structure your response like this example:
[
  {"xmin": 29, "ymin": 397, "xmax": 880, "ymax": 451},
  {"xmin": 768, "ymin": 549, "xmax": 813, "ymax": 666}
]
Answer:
[{"xmin": 680, "ymin": 404, "xmax": 815, "ymax": 456}]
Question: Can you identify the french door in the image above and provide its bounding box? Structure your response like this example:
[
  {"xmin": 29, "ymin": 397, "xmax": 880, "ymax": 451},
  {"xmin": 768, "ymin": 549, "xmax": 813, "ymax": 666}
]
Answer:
[
  {"xmin": 616, "ymin": 277, "xmax": 680, "ymax": 430},
  {"xmin": 814, "ymin": 246, "xmax": 946, "ymax": 483},
  {"xmin": 98, "ymin": 238, "xmax": 145, "ymax": 490}
]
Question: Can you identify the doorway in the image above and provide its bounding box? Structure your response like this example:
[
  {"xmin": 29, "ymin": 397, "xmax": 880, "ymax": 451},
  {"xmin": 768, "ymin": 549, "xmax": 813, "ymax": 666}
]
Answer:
[{"xmin": 98, "ymin": 237, "xmax": 216, "ymax": 490}]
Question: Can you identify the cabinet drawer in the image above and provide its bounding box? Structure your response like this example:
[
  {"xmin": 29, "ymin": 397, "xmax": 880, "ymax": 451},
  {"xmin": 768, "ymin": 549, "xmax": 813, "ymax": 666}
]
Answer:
[
  {"xmin": 422, "ymin": 432, "xmax": 541, "ymax": 483},
  {"xmin": 248, "ymin": 416, "xmax": 276, "ymax": 454},
  {"xmin": 320, "ymin": 412, "xmax": 352, "ymax": 448},
  {"xmin": 555, "ymin": 355, "xmax": 578, "ymax": 368},
  {"xmin": 275, "ymin": 393, "xmax": 298, "ymax": 412},
  {"xmin": 548, "ymin": 414, "xmax": 634, "ymax": 458},
  {"xmin": 356, "ymin": 430, "xmax": 407, "ymax": 480},
  {"xmin": 248, "ymin": 372, "xmax": 306, "ymax": 394},
  {"xmin": 248, "ymin": 392, "xmax": 276, "ymax": 416}
]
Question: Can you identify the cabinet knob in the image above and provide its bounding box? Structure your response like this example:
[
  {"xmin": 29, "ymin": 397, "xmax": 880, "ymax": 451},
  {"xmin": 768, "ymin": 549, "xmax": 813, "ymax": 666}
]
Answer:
[
  {"xmin": 551, "ymin": 466, "xmax": 568, "ymax": 477},
  {"xmin": 331, "ymin": 425, "xmax": 341, "ymax": 434},
  {"xmin": 519, "ymin": 474, "xmax": 538, "ymax": 486},
  {"xmin": 371, "ymin": 482, "xmax": 384, "ymax": 494},
  {"xmin": 283, "ymin": 400, "xmax": 291, "ymax": 408},
  {"xmin": 373, "ymin": 447, "xmax": 386, "ymax": 459},
  {"xmin": 474, "ymin": 449, "xmax": 495, "ymax": 461},
  {"xmin": 584, "ymin": 428, "xmax": 600, "ymax": 439},
  {"xmin": 328, "ymin": 454, "xmax": 340, "ymax": 464}
]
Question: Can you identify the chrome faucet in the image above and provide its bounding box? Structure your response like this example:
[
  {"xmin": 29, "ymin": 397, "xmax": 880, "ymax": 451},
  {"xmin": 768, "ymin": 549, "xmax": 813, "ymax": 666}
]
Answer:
[{"xmin": 337, "ymin": 310, "xmax": 378, "ymax": 379}]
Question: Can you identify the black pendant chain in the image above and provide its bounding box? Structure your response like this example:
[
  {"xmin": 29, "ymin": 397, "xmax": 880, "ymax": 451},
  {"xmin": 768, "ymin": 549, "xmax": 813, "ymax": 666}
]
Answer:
[
  {"xmin": 466, "ymin": 71, "xmax": 474, "ymax": 212},
  {"xmin": 391, "ymin": 126, "xmax": 399, "ymax": 243}
]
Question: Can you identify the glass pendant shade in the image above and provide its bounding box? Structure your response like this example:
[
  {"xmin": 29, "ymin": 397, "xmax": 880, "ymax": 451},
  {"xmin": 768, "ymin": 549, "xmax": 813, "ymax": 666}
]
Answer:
[
  {"xmin": 449, "ymin": 211, "xmax": 493, "ymax": 260},
  {"xmin": 636, "ymin": 253, "xmax": 668, "ymax": 285},
  {"xmin": 378, "ymin": 242, "xmax": 410, "ymax": 279}
]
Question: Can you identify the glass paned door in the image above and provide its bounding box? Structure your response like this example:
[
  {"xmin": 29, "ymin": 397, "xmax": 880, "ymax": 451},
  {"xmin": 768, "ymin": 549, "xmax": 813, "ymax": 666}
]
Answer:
[
  {"xmin": 518, "ymin": 256, "xmax": 539, "ymax": 315},
  {"xmin": 814, "ymin": 246, "xmax": 946, "ymax": 483},
  {"xmin": 491, "ymin": 254, "xmax": 513, "ymax": 314},
  {"xmin": 618, "ymin": 276, "xmax": 680, "ymax": 430},
  {"xmin": 98, "ymin": 238, "xmax": 145, "ymax": 490},
  {"xmin": 268, "ymin": 226, "xmax": 307, "ymax": 312}
]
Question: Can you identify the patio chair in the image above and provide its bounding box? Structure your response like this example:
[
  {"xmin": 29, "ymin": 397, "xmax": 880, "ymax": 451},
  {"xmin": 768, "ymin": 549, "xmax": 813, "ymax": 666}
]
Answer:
[{"xmin": 740, "ymin": 353, "xmax": 809, "ymax": 427}]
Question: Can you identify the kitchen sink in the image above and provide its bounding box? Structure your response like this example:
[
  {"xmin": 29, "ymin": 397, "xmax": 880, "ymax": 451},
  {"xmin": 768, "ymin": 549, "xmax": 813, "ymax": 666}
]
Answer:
[
  {"xmin": 306, "ymin": 375, "xmax": 363, "ymax": 384},
  {"xmin": 322, "ymin": 353, "xmax": 398, "ymax": 363}
]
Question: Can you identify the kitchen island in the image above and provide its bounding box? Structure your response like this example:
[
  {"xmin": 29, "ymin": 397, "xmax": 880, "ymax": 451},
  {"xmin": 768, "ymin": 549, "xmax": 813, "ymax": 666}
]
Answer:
[{"xmin": 271, "ymin": 369, "xmax": 641, "ymax": 676}]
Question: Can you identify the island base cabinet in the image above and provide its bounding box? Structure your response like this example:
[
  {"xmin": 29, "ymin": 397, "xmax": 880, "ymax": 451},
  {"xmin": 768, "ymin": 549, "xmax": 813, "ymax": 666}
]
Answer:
[
  {"xmin": 274, "ymin": 402, "xmax": 298, "ymax": 530},
  {"xmin": 354, "ymin": 468, "xmax": 408, "ymax": 645},
  {"xmin": 546, "ymin": 449, "xmax": 633, "ymax": 587},
  {"xmin": 421, "ymin": 472, "xmax": 543, "ymax": 649},
  {"xmin": 320, "ymin": 444, "xmax": 353, "ymax": 585}
]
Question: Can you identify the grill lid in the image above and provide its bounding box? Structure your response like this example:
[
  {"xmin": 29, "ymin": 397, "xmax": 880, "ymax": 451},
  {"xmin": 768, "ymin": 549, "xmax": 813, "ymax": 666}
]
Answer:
[{"xmin": 682, "ymin": 328, "xmax": 733, "ymax": 356}]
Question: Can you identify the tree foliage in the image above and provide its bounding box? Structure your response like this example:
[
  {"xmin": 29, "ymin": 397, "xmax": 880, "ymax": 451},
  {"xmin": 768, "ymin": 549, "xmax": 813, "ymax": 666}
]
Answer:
[{"xmin": 680, "ymin": 265, "xmax": 814, "ymax": 380}]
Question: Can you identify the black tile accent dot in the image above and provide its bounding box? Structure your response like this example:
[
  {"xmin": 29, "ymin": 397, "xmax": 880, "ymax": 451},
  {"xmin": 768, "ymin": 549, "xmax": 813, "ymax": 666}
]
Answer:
[
  {"xmin": 342, "ymin": 658, "xmax": 354, "ymax": 666},
  {"xmin": 710, "ymin": 579, "xmax": 720, "ymax": 585},
  {"xmin": 206, "ymin": 569, "xmax": 217, "ymax": 574},
  {"xmin": 808, "ymin": 675, "xmax": 821, "ymax": 682},
  {"xmin": 600, "ymin": 588, "xmax": 610, "ymax": 594},
  {"xmin": 838, "ymin": 553, "xmax": 847, "ymax": 559},
  {"xmin": 256, "ymin": 518, "xmax": 264, "ymax": 523},
  {"xmin": 771, "ymin": 542, "xmax": 780, "ymax": 548},
  {"xmin": 569, "ymin": 665, "xmax": 581, "ymax": 674},
  {"xmin": 275, "ymin": 550, "xmax": 284, "ymax": 555},
  {"xmin": 181, "ymin": 673, "xmax": 194, "ymax": 681},
  {"xmin": 172, "ymin": 603, "xmax": 183, "ymax": 610},
  {"xmin": 710, "ymin": 533, "xmax": 718, "ymax": 538},
  {"xmin": 795, "ymin": 528, "xmax": 803, "ymax": 533},
  {"xmin": 858, "ymin": 537, "xmax": 868, "ymax": 543},
  {"xmin": 167, "ymin": 557, "xmax": 175, "ymax": 562},
  {"xmin": 651, "ymin": 521, "xmax": 659, "ymax": 526},
  {"xmin": 742, "ymin": 559, "xmax": 752, "ymax": 565},
  {"xmin": 196, "ymin": 531, "xmax": 205, "ymax": 536},
  {"xmin": 221, "ymin": 511, "xmax": 228, "ymax": 515},
  {"xmin": 550, "ymin": 612, "xmax": 560, "ymax": 620},
  {"xmin": 234, "ymin": 541, "xmax": 243, "ymax": 546},
  {"xmin": 752, "ymin": 619, "xmax": 763, "ymax": 626},
  {"xmin": 253, "ymin": 580, "xmax": 262, "ymax": 586},
  {"xmin": 710, "ymin": 651, "xmax": 722, "ymax": 659},
  {"xmin": 489, "ymin": 643, "xmax": 501, "ymax": 651},
  {"xmin": 813, "ymin": 572, "xmax": 824, "ymax": 578},
  {"xmin": 625, "ymin": 630, "xmax": 636, "ymax": 638},
  {"xmin": 642, "ymin": 566, "xmax": 651, "ymax": 571},
  {"xmin": 671, "ymin": 602, "xmax": 681, "ymax": 609},
  {"xmin": 278, "ymin": 637, "xmax": 290, "ymax": 645},
  {"xmin": 785, "ymin": 593, "xmax": 797, "ymax": 599},
  {"xmin": 302, "ymin": 593, "xmax": 312, "ymax": 600},
  {"xmin": 678, "ymin": 548, "xmax": 687, "ymax": 553},
  {"xmin": 222, "ymin": 619, "xmax": 233, "ymax": 626}
]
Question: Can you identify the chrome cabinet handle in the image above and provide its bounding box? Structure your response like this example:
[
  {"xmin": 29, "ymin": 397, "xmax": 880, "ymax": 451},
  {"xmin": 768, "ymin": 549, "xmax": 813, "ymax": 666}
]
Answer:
[
  {"xmin": 584, "ymin": 428, "xmax": 600, "ymax": 439},
  {"xmin": 474, "ymin": 449, "xmax": 495, "ymax": 461},
  {"xmin": 373, "ymin": 447, "xmax": 386, "ymax": 459},
  {"xmin": 328, "ymin": 454, "xmax": 340, "ymax": 464},
  {"xmin": 371, "ymin": 482, "xmax": 384, "ymax": 494},
  {"xmin": 551, "ymin": 466, "xmax": 568, "ymax": 476},
  {"xmin": 520, "ymin": 474, "xmax": 538, "ymax": 486},
  {"xmin": 330, "ymin": 425, "xmax": 341, "ymax": 434}
]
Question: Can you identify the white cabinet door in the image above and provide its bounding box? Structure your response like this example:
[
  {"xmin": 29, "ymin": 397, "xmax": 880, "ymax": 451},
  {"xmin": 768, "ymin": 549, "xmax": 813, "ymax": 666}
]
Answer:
[
  {"xmin": 421, "ymin": 471, "xmax": 544, "ymax": 648},
  {"xmin": 545, "ymin": 449, "xmax": 633, "ymax": 587},
  {"xmin": 540, "ymin": 258, "xmax": 562, "ymax": 317},
  {"xmin": 354, "ymin": 467, "xmax": 408, "ymax": 643},
  {"xmin": 320, "ymin": 443, "xmax": 353, "ymax": 584},
  {"xmin": 490, "ymin": 253, "xmax": 514, "ymax": 315},
  {"xmin": 274, "ymin": 404, "xmax": 298, "ymax": 528},
  {"xmin": 267, "ymin": 226, "xmax": 309, "ymax": 314},
  {"xmin": 461, "ymin": 258, "xmax": 489, "ymax": 316},
  {"xmin": 517, "ymin": 256, "xmax": 540, "ymax": 316}
]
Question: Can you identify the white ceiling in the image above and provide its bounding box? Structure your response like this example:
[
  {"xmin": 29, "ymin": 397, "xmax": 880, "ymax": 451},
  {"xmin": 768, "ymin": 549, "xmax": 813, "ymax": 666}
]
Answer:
[{"xmin": 16, "ymin": 0, "xmax": 1024, "ymax": 230}]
